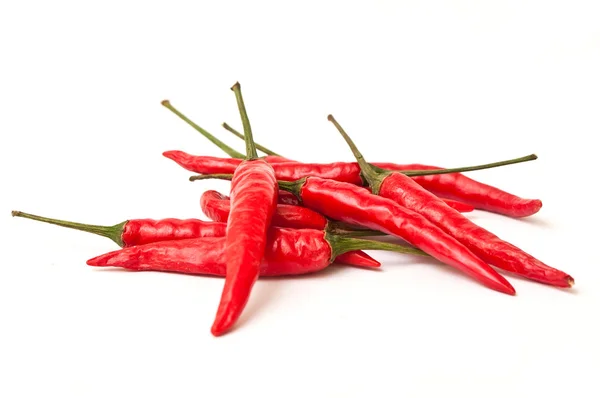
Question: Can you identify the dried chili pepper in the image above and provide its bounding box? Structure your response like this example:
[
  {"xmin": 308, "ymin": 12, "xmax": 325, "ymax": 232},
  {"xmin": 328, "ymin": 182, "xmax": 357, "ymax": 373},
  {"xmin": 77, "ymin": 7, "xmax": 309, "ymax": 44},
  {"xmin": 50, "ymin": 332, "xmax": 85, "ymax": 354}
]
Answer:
[
  {"xmin": 210, "ymin": 82, "xmax": 279, "ymax": 336},
  {"xmin": 222, "ymin": 130, "xmax": 542, "ymax": 217},
  {"xmin": 191, "ymin": 175, "xmax": 516, "ymax": 295},
  {"xmin": 328, "ymin": 115, "xmax": 574, "ymax": 288},
  {"xmin": 87, "ymin": 228, "xmax": 424, "ymax": 275},
  {"xmin": 11, "ymin": 210, "xmax": 226, "ymax": 247}
]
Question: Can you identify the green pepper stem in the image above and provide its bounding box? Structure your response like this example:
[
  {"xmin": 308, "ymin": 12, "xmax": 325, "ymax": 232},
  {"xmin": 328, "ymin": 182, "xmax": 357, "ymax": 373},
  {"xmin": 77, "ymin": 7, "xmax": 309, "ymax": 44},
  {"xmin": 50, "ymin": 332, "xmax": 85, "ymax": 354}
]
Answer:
[
  {"xmin": 189, "ymin": 174, "xmax": 234, "ymax": 182},
  {"xmin": 11, "ymin": 210, "xmax": 126, "ymax": 247},
  {"xmin": 327, "ymin": 114, "xmax": 388, "ymax": 194},
  {"xmin": 161, "ymin": 100, "xmax": 244, "ymax": 159},
  {"xmin": 222, "ymin": 122, "xmax": 282, "ymax": 157},
  {"xmin": 325, "ymin": 220, "xmax": 385, "ymax": 237},
  {"xmin": 401, "ymin": 154, "xmax": 538, "ymax": 177},
  {"xmin": 326, "ymin": 232, "xmax": 427, "ymax": 261},
  {"xmin": 230, "ymin": 82, "xmax": 258, "ymax": 160}
]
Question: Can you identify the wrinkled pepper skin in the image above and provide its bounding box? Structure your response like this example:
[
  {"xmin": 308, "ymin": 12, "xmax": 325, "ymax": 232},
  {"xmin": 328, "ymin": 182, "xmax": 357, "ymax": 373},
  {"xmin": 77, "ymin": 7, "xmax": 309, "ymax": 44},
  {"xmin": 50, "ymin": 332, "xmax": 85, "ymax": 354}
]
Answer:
[
  {"xmin": 201, "ymin": 190, "xmax": 327, "ymax": 230},
  {"xmin": 199, "ymin": 190, "xmax": 380, "ymax": 268},
  {"xmin": 212, "ymin": 160, "xmax": 278, "ymax": 336},
  {"xmin": 164, "ymin": 151, "xmax": 538, "ymax": 218},
  {"xmin": 375, "ymin": 163, "xmax": 542, "ymax": 218},
  {"xmin": 122, "ymin": 218, "xmax": 227, "ymax": 246},
  {"xmin": 278, "ymin": 190, "xmax": 302, "ymax": 205},
  {"xmin": 296, "ymin": 177, "xmax": 515, "ymax": 295},
  {"xmin": 377, "ymin": 173, "xmax": 573, "ymax": 287},
  {"xmin": 88, "ymin": 229, "xmax": 337, "ymax": 276}
]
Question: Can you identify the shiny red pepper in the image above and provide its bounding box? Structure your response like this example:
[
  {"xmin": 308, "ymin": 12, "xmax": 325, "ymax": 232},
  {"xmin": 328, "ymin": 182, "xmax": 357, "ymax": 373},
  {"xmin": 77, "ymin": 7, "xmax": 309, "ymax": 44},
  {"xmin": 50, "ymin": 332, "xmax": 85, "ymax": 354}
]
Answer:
[
  {"xmin": 221, "ymin": 124, "xmax": 542, "ymax": 217},
  {"xmin": 11, "ymin": 211, "xmax": 226, "ymax": 247},
  {"xmin": 86, "ymin": 228, "xmax": 423, "ymax": 276},
  {"xmin": 210, "ymin": 83, "xmax": 279, "ymax": 336},
  {"xmin": 191, "ymin": 175, "xmax": 516, "ymax": 295},
  {"xmin": 165, "ymin": 151, "xmax": 539, "ymax": 217},
  {"xmin": 328, "ymin": 115, "xmax": 574, "ymax": 288},
  {"xmin": 374, "ymin": 163, "xmax": 542, "ymax": 218},
  {"xmin": 200, "ymin": 190, "xmax": 381, "ymax": 232},
  {"xmin": 11, "ymin": 210, "xmax": 379, "ymax": 268}
]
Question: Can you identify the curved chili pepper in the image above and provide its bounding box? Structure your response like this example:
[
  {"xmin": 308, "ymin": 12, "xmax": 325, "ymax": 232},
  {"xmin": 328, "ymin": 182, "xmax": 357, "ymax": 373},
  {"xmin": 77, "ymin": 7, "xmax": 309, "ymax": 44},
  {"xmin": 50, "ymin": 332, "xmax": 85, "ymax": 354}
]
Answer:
[
  {"xmin": 191, "ymin": 175, "xmax": 516, "ymax": 295},
  {"xmin": 375, "ymin": 163, "xmax": 542, "ymax": 218},
  {"xmin": 163, "ymin": 151, "xmax": 542, "ymax": 211},
  {"xmin": 200, "ymin": 190, "xmax": 379, "ymax": 233},
  {"xmin": 11, "ymin": 211, "xmax": 226, "ymax": 247},
  {"xmin": 11, "ymin": 210, "xmax": 378, "ymax": 268},
  {"xmin": 222, "ymin": 124, "xmax": 542, "ymax": 217},
  {"xmin": 210, "ymin": 83, "xmax": 279, "ymax": 336},
  {"xmin": 86, "ymin": 228, "xmax": 424, "ymax": 276},
  {"xmin": 328, "ymin": 115, "xmax": 573, "ymax": 288},
  {"xmin": 164, "ymin": 150, "xmax": 365, "ymax": 184}
]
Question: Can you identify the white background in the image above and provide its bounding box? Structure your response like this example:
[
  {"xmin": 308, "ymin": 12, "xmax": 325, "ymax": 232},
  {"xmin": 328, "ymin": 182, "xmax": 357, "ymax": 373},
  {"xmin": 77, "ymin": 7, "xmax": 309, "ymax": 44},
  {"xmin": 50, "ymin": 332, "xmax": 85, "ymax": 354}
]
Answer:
[{"xmin": 1, "ymin": 1, "xmax": 599, "ymax": 397}]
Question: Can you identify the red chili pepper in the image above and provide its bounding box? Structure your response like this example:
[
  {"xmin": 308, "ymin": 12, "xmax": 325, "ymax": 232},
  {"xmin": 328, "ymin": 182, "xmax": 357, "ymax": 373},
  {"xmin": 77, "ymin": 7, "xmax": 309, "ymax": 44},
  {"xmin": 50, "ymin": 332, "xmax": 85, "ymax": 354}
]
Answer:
[
  {"xmin": 11, "ymin": 210, "xmax": 378, "ymax": 268},
  {"xmin": 191, "ymin": 175, "xmax": 516, "ymax": 295},
  {"xmin": 11, "ymin": 210, "xmax": 226, "ymax": 247},
  {"xmin": 200, "ymin": 190, "xmax": 381, "ymax": 232},
  {"xmin": 375, "ymin": 163, "xmax": 542, "ymax": 217},
  {"xmin": 440, "ymin": 198, "xmax": 474, "ymax": 213},
  {"xmin": 166, "ymin": 151, "xmax": 538, "ymax": 214},
  {"xmin": 222, "ymin": 123, "xmax": 542, "ymax": 217},
  {"xmin": 164, "ymin": 150, "xmax": 365, "ymax": 184},
  {"xmin": 328, "ymin": 115, "xmax": 574, "ymax": 288},
  {"xmin": 210, "ymin": 83, "xmax": 279, "ymax": 336},
  {"xmin": 86, "ymin": 228, "xmax": 424, "ymax": 276}
]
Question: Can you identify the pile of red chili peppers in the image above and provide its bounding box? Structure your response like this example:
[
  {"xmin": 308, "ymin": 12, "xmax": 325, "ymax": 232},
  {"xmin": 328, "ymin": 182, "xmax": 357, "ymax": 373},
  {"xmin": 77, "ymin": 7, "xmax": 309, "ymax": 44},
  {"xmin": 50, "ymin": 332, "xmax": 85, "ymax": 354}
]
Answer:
[{"xmin": 12, "ymin": 82, "xmax": 574, "ymax": 336}]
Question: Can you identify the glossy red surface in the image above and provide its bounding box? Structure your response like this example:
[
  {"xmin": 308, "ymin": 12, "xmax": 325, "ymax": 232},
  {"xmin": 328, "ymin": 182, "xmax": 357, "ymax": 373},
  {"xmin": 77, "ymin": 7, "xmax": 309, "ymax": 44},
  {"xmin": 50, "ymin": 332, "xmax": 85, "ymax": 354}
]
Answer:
[
  {"xmin": 200, "ymin": 190, "xmax": 327, "ymax": 230},
  {"xmin": 378, "ymin": 173, "xmax": 572, "ymax": 287},
  {"xmin": 376, "ymin": 163, "xmax": 542, "ymax": 218},
  {"xmin": 212, "ymin": 159, "xmax": 278, "ymax": 336},
  {"xmin": 299, "ymin": 177, "xmax": 515, "ymax": 295},
  {"xmin": 165, "ymin": 150, "xmax": 539, "ymax": 217},
  {"xmin": 122, "ymin": 218, "xmax": 227, "ymax": 247},
  {"xmin": 86, "ymin": 229, "xmax": 333, "ymax": 276}
]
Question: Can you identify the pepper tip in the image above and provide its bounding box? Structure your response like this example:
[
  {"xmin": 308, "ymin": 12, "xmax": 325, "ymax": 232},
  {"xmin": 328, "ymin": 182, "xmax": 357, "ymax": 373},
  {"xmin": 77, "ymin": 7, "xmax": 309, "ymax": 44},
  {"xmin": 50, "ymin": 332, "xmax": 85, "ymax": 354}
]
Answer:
[
  {"xmin": 160, "ymin": 99, "xmax": 170, "ymax": 107},
  {"xmin": 230, "ymin": 81, "xmax": 241, "ymax": 91},
  {"xmin": 327, "ymin": 114, "xmax": 335, "ymax": 122},
  {"xmin": 11, "ymin": 210, "xmax": 20, "ymax": 217},
  {"xmin": 567, "ymin": 276, "xmax": 575, "ymax": 287}
]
